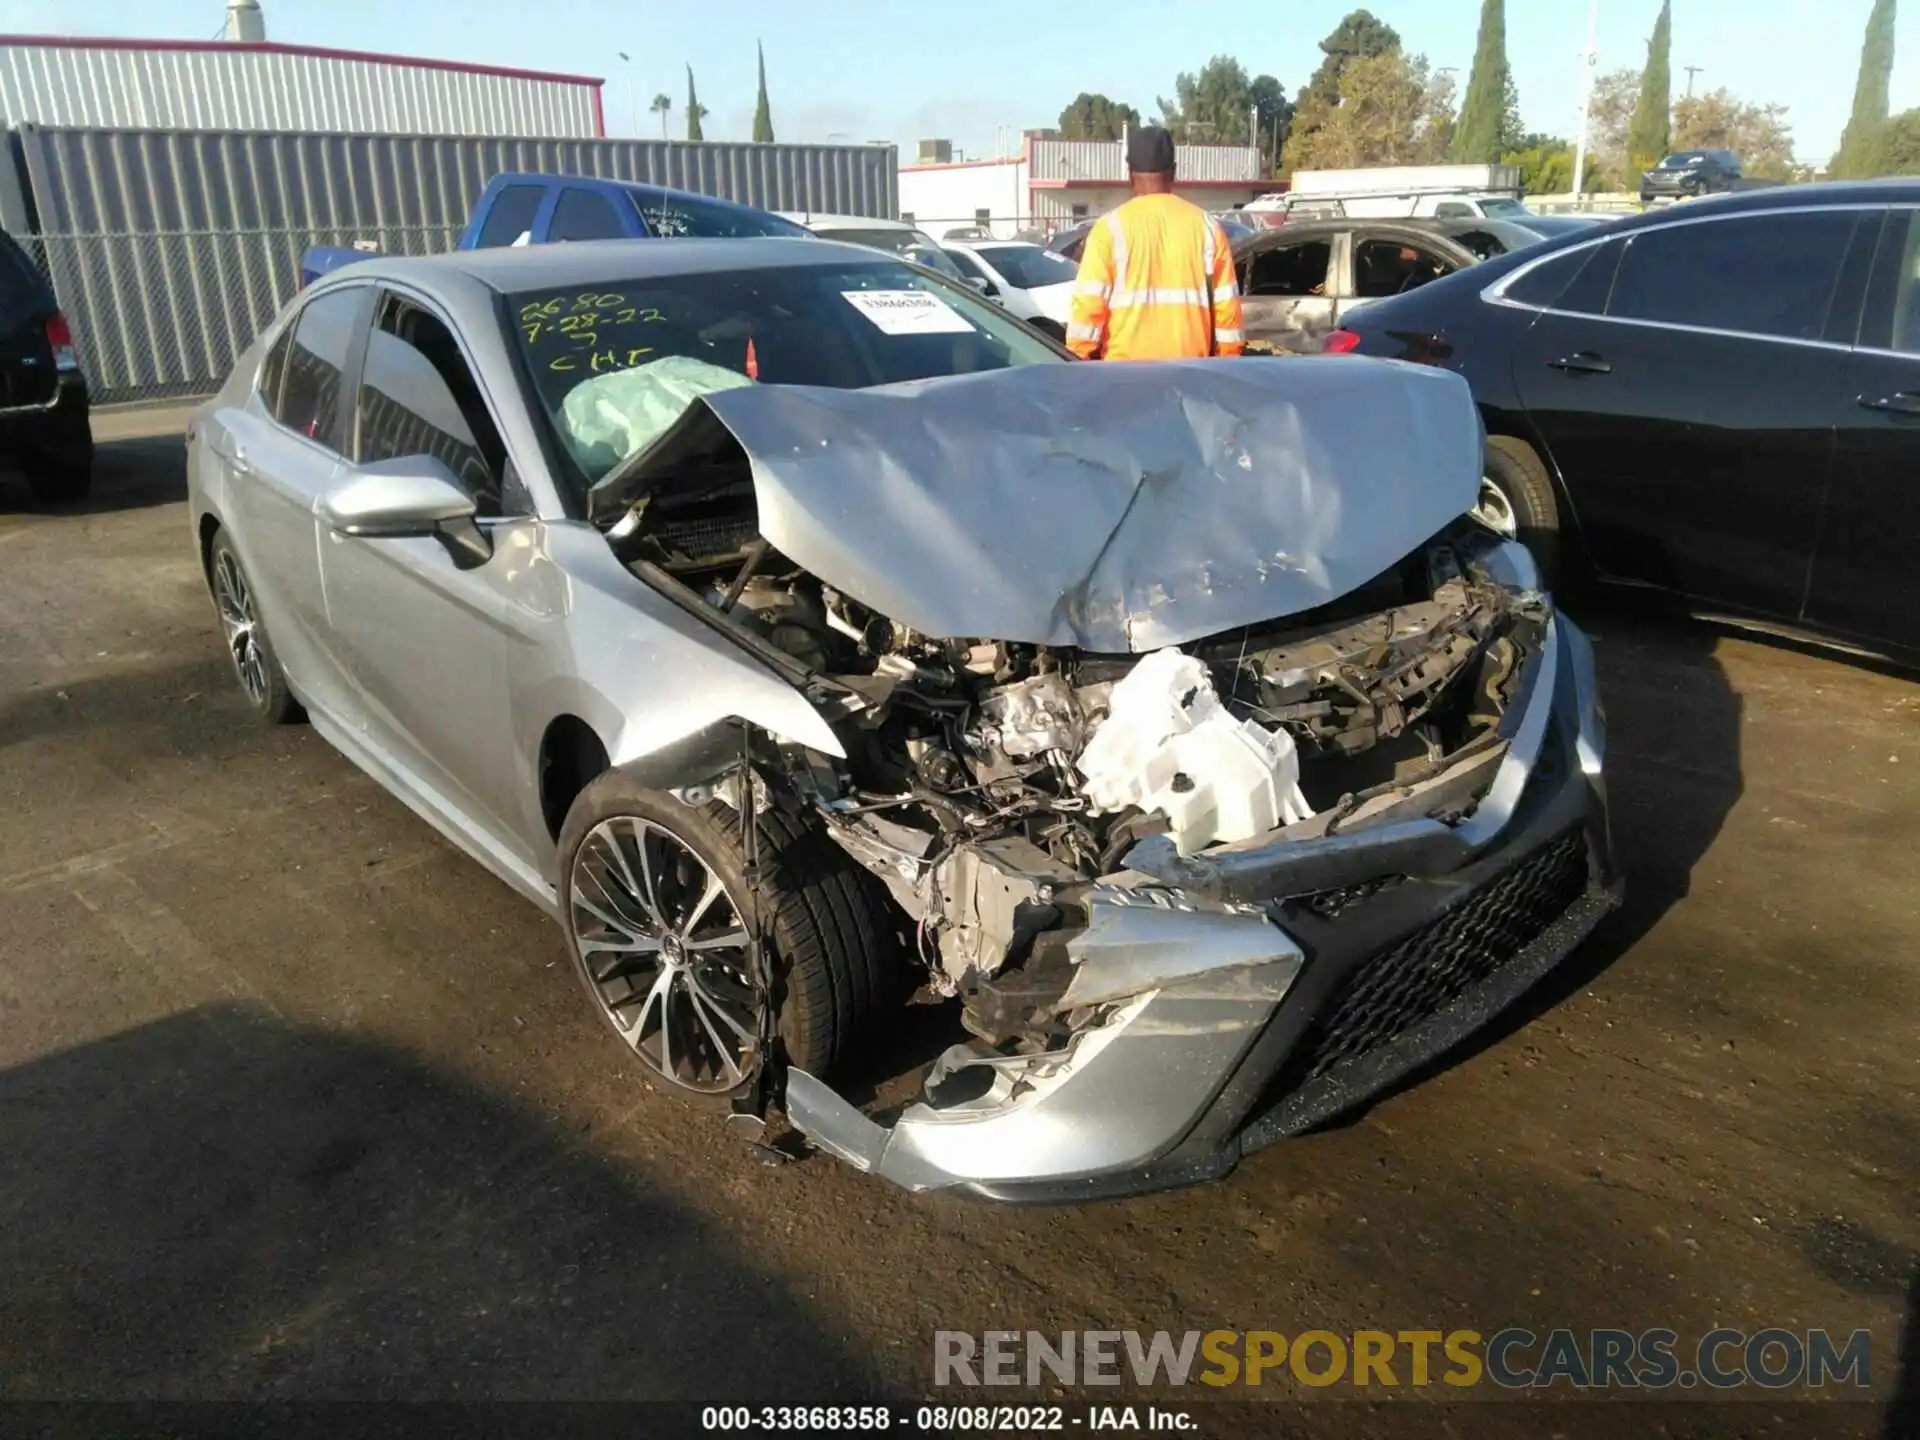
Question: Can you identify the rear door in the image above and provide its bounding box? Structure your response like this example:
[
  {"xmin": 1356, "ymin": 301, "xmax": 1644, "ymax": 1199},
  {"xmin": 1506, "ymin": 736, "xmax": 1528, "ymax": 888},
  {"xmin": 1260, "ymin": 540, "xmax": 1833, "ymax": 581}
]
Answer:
[
  {"xmin": 1807, "ymin": 205, "xmax": 1920, "ymax": 650},
  {"xmin": 545, "ymin": 187, "xmax": 634, "ymax": 244},
  {"xmin": 217, "ymin": 284, "xmax": 373, "ymax": 715},
  {"xmin": 1511, "ymin": 206, "xmax": 1869, "ymax": 616},
  {"xmin": 1238, "ymin": 233, "xmax": 1338, "ymax": 352}
]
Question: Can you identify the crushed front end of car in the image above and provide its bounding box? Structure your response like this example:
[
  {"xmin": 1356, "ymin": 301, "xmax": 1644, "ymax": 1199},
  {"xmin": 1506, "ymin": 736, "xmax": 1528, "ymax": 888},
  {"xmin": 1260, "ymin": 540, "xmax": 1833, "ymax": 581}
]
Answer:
[{"xmin": 592, "ymin": 358, "xmax": 1618, "ymax": 1200}]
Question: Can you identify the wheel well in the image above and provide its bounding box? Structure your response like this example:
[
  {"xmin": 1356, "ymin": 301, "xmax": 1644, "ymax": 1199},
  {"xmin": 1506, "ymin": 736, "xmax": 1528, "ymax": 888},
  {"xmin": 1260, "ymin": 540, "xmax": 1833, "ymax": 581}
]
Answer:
[
  {"xmin": 197, "ymin": 513, "xmax": 221, "ymax": 586},
  {"xmin": 539, "ymin": 715, "xmax": 609, "ymax": 841}
]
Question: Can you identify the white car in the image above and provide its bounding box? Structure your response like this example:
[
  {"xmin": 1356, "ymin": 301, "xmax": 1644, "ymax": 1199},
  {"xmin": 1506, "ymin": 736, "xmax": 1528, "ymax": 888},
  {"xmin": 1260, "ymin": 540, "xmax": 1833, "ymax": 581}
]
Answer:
[
  {"xmin": 776, "ymin": 212, "xmax": 969, "ymax": 284},
  {"xmin": 939, "ymin": 241, "xmax": 1079, "ymax": 340}
]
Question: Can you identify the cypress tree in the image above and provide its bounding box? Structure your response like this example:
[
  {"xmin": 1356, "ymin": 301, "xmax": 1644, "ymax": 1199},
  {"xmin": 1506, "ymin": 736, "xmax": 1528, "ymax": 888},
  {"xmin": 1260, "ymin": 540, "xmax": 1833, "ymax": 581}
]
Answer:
[
  {"xmin": 1833, "ymin": 0, "xmax": 1896, "ymax": 177},
  {"xmin": 753, "ymin": 42, "xmax": 775, "ymax": 143},
  {"xmin": 1450, "ymin": 0, "xmax": 1512, "ymax": 163},
  {"xmin": 686, "ymin": 66, "xmax": 706, "ymax": 142},
  {"xmin": 1626, "ymin": 0, "xmax": 1672, "ymax": 174}
]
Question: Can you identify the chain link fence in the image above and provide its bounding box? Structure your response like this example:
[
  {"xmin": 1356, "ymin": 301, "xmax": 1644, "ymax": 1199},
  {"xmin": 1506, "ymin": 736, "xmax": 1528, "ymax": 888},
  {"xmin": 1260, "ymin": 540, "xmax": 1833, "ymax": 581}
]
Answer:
[{"xmin": 24, "ymin": 224, "xmax": 462, "ymax": 407}]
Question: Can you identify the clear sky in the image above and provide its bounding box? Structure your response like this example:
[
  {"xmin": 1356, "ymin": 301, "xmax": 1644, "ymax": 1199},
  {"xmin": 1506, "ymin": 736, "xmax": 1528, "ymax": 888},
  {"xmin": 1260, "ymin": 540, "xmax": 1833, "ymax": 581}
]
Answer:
[{"xmin": 3, "ymin": 0, "xmax": 1914, "ymax": 162}]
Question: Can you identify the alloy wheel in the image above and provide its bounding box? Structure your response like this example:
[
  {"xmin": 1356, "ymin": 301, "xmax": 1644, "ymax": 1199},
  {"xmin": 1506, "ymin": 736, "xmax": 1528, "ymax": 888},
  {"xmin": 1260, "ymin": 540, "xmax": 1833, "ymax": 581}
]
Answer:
[
  {"xmin": 1474, "ymin": 476, "xmax": 1519, "ymax": 538},
  {"xmin": 569, "ymin": 817, "xmax": 765, "ymax": 1093},
  {"xmin": 213, "ymin": 548, "xmax": 270, "ymax": 705}
]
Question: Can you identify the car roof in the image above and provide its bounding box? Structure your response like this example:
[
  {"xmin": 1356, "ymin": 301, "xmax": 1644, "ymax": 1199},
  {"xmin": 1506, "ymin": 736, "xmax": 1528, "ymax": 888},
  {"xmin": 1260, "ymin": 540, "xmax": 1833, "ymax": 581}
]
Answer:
[
  {"xmin": 332, "ymin": 236, "xmax": 898, "ymax": 297},
  {"xmin": 493, "ymin": 173, "xmax": 779, "ymax": 213},
  {"xmin": 1592, "ymin": 178, "xmax": 1920, "ymax": 230}
]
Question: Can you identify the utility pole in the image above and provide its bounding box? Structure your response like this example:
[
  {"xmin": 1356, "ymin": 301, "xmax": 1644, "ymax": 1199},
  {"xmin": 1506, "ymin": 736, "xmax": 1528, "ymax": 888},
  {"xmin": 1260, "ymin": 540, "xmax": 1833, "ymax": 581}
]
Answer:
[
  {"xmin": 1570, "ymin": 0, "xmax": 1600, "ymax": 203},
  {"xmin": 1684, "ymin": 65, "xmax": 1704, "ymax": 97}
]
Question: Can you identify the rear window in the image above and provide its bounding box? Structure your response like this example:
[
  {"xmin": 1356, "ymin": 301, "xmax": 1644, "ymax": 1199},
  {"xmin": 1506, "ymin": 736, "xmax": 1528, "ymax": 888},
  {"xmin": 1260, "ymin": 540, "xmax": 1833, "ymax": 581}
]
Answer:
[
  {"xmin": 271, "ymin": 288, "xmax": 362, "ymax": 448},
  {"xmin": 818, "ymin": 228, "xmax": 967, "ymax": 281},
  {"xmin": 634, "ymin": 190, "xmax": 810, "ymax": 239},
  {"xmin": 506, "ymin": 260, "xmax": 1060, "ymax": 490},
  {"xmin": 1606, "ymin": 212, "xmax": 1853, "ymax": 339}
]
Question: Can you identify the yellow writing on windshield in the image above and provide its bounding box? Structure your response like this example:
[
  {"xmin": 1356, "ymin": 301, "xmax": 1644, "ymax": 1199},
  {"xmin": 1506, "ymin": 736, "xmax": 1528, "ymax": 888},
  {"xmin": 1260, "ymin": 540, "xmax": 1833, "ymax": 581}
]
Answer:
[{"xmin": 519, "ymin": 294, "xmax": 666, "ymax": 376}]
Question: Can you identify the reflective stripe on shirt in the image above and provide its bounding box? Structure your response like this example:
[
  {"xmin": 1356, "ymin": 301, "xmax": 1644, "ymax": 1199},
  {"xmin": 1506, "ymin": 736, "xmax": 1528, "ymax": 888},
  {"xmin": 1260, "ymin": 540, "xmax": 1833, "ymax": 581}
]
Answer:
[{"xmin": 1109, "ymin": 287, "xmax": 1211, "ymax": 308}]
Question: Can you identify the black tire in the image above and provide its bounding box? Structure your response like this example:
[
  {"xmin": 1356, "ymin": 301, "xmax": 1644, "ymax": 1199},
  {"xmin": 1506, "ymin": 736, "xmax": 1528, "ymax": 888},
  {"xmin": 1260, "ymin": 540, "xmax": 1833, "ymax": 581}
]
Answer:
[
  {"xmin": 207, "ymin": 529, "xmax": 301, "ymax": 725},
  {"xmin": 23, "ymin": 449, "xmax": 91, "ymax": 505},
  {"xmin": 1482, "ymin": 435, "xmax": 1564, "ymax": 588},
  {"xmin": 557, "ymin": 773, "xmax": 903, "ymax": 1096}
]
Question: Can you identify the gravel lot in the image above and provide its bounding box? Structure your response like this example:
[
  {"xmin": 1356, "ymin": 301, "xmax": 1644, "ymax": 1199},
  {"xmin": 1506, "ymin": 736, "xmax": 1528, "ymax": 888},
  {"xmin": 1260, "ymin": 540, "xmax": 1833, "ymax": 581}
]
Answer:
[{"xmin": 1, "ymin": 411, "xmax": 1915, "ymax": 1437}]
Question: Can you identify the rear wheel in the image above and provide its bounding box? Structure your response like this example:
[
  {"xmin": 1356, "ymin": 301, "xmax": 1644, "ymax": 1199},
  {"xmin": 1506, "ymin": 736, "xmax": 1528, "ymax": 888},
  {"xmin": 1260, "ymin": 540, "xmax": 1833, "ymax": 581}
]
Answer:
[
  {"xmin": 1480, "ymin": 435, "xmax": 1563, "ymax": 587},
  {"xmin": 558, "ymin": 774, "xmax": 902, "ymax": 1098},
  {"xmin": 208, "ymin": 530, "xmax": 300, "ymax": 725}
]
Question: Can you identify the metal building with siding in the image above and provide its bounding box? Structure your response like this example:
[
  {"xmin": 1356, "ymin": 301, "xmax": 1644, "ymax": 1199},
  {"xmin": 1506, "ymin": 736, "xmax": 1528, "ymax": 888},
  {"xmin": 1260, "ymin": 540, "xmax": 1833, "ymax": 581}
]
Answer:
[{"xmin": 0, "ymin": 35, "xmax": 606, "ymax": 138}]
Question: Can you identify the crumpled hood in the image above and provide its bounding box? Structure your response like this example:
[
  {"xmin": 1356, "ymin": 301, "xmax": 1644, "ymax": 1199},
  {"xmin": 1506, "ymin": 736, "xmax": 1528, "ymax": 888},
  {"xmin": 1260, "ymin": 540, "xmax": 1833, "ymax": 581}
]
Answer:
[{"xmin": 599, "ymin": 357, "xmax": 1482, "ymax": 653}]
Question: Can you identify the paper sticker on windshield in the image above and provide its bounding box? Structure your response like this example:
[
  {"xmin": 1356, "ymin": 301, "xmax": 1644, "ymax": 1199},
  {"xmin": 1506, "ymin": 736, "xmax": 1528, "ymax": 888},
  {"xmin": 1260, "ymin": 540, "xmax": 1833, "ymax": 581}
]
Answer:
[{"xmin": 841, "ymin": 289, "xmax": 974, "ymax": 336}]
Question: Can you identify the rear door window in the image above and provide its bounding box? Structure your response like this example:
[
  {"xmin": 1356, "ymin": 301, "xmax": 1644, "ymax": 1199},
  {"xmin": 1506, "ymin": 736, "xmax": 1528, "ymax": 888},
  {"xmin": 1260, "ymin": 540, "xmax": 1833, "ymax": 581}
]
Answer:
[
  {"xmin": 474, "ymin": 184, "xmax": 547, "ymax": 248},
  {"xmin": 1244, "ymin": 240, "xmax": 1332, "ymax": 296},
  {"xmin": 356, "ymin": 295, "xmax": 518, "ymax": 516},
  {"xmin": 1605, "ymin": 211, "xmax": 1856, "ymax": 340},
  {"xmin": 550, "ymin": 189, "xmax": 628, "ymax": 243},
  {"xmin": 271, "ymin": 288, "xmax": 363, "ymax": 449},
  {"xmin": 1353, "ymin": 238, "xmax": 1454, "ymax": 298}
]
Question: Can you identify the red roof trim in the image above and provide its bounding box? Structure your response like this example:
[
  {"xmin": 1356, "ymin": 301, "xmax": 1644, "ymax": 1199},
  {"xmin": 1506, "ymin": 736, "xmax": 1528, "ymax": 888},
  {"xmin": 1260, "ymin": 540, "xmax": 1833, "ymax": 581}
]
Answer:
[
  {"xmin": 0, "ymin": 34, "xmax": 604, "ymax": 88},
  {"xmin": 900, "ymin": 157, "xmax": 1021, "ymax": 172}
]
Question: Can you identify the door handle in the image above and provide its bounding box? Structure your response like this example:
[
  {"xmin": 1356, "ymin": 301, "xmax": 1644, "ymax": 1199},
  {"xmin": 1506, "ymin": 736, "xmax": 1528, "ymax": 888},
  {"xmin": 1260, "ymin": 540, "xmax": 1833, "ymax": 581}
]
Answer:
[
  {"xmin": 1857, "ymin": 391, "xmax": 1920, "ymax": 416},
  {"xmin": 1546, "ymin": 352, "xmax": 1613, "ymax": 375},
  {"xmin": 230, "ymin": 445, "xmax": 253, "ymax": 476}
]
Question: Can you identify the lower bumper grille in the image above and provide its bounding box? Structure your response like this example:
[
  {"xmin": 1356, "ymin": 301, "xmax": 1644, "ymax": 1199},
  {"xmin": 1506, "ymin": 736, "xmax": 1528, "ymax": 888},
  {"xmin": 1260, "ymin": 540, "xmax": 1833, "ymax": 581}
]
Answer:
[{"xmin": 1274, "ymin": 828, "xmax": 1590, "ymax": 1097}]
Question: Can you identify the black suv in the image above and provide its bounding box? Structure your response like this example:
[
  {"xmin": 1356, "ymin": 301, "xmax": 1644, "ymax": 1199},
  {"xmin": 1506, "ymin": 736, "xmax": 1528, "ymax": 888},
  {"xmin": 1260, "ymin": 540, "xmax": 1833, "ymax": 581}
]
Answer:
[
  {"xmin": 1324, "ymin": 181, "xmax": 1920, "ymax": 661},
  {"xmin": 0, "ymin": 227, "xmax": 91, "ymax": 503},
  {"xmin": 1640, "ymin": 149, "xmax": 1742, "ymax": 203}
]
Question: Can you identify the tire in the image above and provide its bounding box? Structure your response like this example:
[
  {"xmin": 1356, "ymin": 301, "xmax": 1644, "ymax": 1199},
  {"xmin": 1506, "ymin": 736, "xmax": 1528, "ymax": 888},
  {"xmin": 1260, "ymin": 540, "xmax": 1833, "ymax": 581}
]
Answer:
[
  {"xmin": 1480, "ymin": 435, "xmax": 1564, "ymax": 588},
  {"xmin": 207, "ymin": 529, "xmax": 300, "ymax": 725},
  {"xmin": 557, "ymin": 773, "xmax": 902, "ymax": 1098},
  {"xmin": 23, "ymin": 449, "xmax": 91, "ymax": 505}
]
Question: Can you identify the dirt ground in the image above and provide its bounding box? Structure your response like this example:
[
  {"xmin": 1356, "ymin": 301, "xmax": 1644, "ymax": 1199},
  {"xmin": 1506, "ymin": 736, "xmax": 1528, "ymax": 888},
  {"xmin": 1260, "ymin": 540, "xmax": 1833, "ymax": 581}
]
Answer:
[{"xmin": 0, "ymin": 413, "xmax": 1915, "ymax": 1438}]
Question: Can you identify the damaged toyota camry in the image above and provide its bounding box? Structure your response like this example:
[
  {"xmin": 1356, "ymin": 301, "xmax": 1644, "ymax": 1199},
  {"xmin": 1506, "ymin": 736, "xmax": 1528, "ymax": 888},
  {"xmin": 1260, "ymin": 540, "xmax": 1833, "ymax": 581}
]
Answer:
[{"xmin": 188, "ymin": 237, "xmax": 1617, "ymax": 1201}]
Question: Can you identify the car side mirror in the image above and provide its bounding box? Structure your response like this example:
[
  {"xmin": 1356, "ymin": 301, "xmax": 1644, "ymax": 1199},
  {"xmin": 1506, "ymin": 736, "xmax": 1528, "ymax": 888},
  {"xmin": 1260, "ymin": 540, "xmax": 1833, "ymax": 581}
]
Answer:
[{"xmin": 320, "ymin": 455, "xmax": 492, "ymax": 568}]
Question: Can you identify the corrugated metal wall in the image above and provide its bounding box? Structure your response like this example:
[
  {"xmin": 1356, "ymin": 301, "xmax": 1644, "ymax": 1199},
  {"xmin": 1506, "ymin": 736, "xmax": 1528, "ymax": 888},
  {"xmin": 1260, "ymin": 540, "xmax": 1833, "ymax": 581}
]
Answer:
[
  {"xmin": 18, "ymin": 125, "xmax": 896, "ymax": 233},
  {"xmin": 0, "ymin": 40, "xmax": 601, "ymax": 138},
  {"xmin": 1029, "ymin": 139, "xmax": 1260, "ymax": 183},
  {"xmin": 9, "ymin": 125, "xmax": 897, "ymax": 402}
]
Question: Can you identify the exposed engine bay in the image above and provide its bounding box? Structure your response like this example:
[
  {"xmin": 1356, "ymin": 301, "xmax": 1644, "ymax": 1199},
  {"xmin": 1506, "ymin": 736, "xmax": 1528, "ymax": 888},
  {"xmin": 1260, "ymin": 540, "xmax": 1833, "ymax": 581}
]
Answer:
[{"xmin": 607, "ymin": 449, "xmax": 1549, "ymax": 1062}]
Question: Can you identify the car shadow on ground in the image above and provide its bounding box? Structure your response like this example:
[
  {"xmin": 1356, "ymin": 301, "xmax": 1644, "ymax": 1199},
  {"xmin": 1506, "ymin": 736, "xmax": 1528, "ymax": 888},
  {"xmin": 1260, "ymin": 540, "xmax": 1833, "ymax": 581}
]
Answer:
[
  {"xmin": 0, "ymin": 429, "xmax": 187, "ymax": 516},
  {"xmin": 0, "ymin": 1003, "xmax": 891, "ymax": 1402},
  {"xmin": 1327, "ymin": 598, "xmax": 1747, "ymax": 1125}
]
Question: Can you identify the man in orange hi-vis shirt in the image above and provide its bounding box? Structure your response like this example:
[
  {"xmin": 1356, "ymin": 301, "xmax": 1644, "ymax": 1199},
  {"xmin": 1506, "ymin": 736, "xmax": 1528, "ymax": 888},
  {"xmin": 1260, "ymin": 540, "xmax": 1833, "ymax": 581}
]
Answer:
[{"xmin": 1066, "ymin": 127, "xmax": 1244, "ymax": 361}]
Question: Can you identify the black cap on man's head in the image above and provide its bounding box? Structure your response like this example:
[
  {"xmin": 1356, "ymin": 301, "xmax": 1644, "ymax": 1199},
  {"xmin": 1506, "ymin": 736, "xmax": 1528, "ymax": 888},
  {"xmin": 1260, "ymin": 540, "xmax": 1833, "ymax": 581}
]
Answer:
[{"xmin": 1127, "ymin": 126, "xmax": 1176, "ymax": 175}]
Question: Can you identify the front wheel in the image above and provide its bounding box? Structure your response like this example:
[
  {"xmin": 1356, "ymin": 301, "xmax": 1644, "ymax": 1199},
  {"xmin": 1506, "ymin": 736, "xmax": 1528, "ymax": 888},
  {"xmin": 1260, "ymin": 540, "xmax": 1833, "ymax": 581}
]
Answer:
[
  {"xmin": 558, "ymin": 775, "xmax": 901, "ymax": 1098},
  {"xmin": 1479, "ymin": 435, "xmax": 1564, "ymax": 588},
  {"xmin": 208, "ymin": 530, "xmax": 300, "ymax": 724}
]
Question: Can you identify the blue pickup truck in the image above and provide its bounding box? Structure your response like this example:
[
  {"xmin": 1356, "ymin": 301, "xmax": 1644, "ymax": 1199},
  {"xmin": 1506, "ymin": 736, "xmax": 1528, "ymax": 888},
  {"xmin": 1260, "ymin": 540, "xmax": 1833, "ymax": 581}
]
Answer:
[{"xmin": 300, "ymin": 172, "xmax": 814, "ymax": 286}]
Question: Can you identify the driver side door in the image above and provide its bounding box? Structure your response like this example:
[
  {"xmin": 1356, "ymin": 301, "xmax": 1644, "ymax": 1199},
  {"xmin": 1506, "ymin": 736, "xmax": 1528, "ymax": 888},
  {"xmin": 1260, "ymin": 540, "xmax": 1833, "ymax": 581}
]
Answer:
[{"xmin": 316, "ymin": 287, "xmax": 552, "ymax": 869}]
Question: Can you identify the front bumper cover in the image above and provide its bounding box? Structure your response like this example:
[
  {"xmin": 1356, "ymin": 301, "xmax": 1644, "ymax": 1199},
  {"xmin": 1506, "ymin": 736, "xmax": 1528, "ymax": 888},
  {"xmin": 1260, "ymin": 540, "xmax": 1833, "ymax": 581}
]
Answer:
[{"xmin": 787, "ymin": 613, "xmax": 1618, "ymax": 1201}]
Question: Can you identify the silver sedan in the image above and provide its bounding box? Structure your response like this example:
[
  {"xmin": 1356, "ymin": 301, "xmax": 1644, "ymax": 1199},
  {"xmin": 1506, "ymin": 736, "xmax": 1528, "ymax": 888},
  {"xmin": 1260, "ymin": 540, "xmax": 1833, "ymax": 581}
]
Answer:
[{"xmin": 188, "ymin": 236, "xmax": 1617, "ymax": 1200}]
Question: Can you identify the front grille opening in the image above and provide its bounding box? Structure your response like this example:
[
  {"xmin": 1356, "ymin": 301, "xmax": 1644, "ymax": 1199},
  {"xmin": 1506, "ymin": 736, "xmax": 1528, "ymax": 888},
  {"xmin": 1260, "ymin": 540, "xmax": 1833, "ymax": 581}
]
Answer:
[{"xmin": 1274, "ymin": 827, "xmax": 1590, "ymax": 1097}]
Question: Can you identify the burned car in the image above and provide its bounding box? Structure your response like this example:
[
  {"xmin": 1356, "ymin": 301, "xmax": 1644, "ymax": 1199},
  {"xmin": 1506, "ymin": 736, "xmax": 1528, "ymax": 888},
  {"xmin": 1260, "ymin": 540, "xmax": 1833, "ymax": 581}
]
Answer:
[{"xmin": 187, "ymin": 239, "xmax": 1616, "ymax": 1201}]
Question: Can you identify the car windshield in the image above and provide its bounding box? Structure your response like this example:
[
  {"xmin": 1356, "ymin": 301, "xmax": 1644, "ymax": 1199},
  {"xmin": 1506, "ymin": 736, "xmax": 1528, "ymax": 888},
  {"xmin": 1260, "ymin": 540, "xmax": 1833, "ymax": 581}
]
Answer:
[
  {"xmin": 1478, "ymin": 197, "xmax": 1530, "ymax": 217},
  {"xmin": 1660, "ymin": 152, "xmax": 1709, "ymax": 168},
  {"xmin": 822, "ymin": 228, "xmax": 967, "ymax": 280},
  {"xmin": 507, "ymin": 260, "xmax": 1062, "ymax": 491},
  {"xmin": 974, "ymin": 244, "xmax": 1079, "ymax": 289}
]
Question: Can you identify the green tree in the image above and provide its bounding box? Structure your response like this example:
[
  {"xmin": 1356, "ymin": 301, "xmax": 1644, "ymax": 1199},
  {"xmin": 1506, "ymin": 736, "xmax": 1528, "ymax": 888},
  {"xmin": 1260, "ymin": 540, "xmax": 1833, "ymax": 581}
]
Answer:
[
  {"xmin": 752, "ymin": 41, "xmax": 774, "ymax": 142},
  {"xmin": 1285, "ymin": 50, "xmax": 1455, "ymax": 169},
  {"xmin": 1626, "ymin": 0, "xmax": 1672, "ymax": 174},
  {"xmin": 1583, "ymin": 66, "xmax": 1642, "ymax": 187},
  {"xmin": 1158, "ymin": 54, "xmax": 1254, "ymax": 143},
  {"xmin": 649, "ymin": 92, "xmax": 672, "ymax": 140},
  {"xmin": 1249, "ymin": 73, "xmax": 1292, "ymax": 172},
  {"xmin": 1873, "ymin": 107, "xmax": 1920, "ymax": 172},
  {"xmin": 1056, "ymin": 91, "xmax": 1141, "ymax": 141},
  {"xmin": 685, "ymin": 66, "xmax": 708, "ymax": 142},
  {"xmin": 1300, "ymin": 9, "xmax": 1402, "ymax": 111},
  {"xmin": 1502, "ymin": 140, "xmax": 1574, "ymax": 193},
  {"xmin": 1832, "ymin": 0, "xmax": 1896, "ymax": 177},
  {"xmin": 1451, "ymin": 0, "xmax": 1512, "ymax": 162}
]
